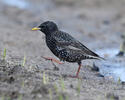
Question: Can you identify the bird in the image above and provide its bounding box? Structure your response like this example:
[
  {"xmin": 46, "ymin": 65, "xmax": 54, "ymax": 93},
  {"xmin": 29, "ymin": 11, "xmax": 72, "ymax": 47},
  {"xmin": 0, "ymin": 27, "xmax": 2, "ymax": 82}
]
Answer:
[{"xmin": 32, "ymin": 21, "xmax": 104, "ymax": 78}]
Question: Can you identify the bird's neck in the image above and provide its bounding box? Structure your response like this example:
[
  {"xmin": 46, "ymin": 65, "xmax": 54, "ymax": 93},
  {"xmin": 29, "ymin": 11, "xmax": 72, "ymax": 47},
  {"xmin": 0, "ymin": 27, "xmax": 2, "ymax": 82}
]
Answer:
[{"xmin": 45, "ymin": 29, "xmax": 58, "ymax": 36}]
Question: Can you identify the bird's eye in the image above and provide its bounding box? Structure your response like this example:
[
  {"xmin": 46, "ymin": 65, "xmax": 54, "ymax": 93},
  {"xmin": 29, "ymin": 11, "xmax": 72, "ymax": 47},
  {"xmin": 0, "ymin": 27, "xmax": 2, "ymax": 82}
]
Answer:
[{"xmin": 41, "ymin": 25, "xmax": 45, "ymax": 28}]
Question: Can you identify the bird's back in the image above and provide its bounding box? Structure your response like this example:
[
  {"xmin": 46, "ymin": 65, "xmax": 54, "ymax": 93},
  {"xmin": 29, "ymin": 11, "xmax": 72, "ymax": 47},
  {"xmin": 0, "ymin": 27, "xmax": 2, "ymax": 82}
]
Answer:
[{"xmin": 45, "ymin": 30, "xmax": 103, "ymax": 62}]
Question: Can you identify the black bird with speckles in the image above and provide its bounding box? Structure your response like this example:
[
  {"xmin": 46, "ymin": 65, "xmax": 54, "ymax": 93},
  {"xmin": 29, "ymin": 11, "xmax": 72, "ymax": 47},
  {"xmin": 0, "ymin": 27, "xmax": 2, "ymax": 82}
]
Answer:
[{"xmin": 32, "ymin": 21, "xmax": 104, "ymax": 78}]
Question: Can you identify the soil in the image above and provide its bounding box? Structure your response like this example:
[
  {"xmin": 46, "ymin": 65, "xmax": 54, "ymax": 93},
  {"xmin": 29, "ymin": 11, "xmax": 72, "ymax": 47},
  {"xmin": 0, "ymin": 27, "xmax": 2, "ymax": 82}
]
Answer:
[{"xmin": 0, "ymin": 0, "xmax": 125, "ymax": 100}]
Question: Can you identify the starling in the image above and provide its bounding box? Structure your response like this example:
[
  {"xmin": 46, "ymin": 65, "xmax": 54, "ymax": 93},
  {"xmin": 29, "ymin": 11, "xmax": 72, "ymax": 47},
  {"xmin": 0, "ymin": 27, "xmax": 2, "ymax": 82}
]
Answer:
[{"xmin": 32, "ymin": 21, "xmax": 104, "ymax": 78}]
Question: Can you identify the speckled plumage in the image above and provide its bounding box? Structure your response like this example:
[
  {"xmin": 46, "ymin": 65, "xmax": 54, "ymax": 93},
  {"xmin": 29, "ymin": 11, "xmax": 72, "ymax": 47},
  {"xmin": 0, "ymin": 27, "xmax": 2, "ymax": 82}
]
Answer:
[{"xmin": 33, "ymin": 21, "xmax": 103, "ymax": 78}]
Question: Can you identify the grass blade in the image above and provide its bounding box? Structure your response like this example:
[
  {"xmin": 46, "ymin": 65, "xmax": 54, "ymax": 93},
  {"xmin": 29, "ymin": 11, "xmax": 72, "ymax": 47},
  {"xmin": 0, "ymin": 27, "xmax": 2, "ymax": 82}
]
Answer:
[
  {"xmin": 3, "ymin": 48, "xmax": 6, "ymax": 60},
  {"xmin": 22, "ymin": 55, "xmax": 26, "ymax": 67},
  {"xmin": 60, "ymin": 77, "xmax": 65, "ymax": 92}
]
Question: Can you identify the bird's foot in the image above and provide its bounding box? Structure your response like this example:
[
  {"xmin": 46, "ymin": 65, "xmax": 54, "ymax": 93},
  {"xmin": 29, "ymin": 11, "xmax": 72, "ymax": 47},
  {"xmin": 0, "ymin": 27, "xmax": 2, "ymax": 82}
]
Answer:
[
  {"xmin": 68, "ymin": 75, "xmax": 81, "ymax": 79},
  {"xmin": 68, "ymin": 64, "xmax": 82, "ymax": 79},
  {"xmin": 42, "ymin": 56, "xmax": 63, "ymax": 64}
]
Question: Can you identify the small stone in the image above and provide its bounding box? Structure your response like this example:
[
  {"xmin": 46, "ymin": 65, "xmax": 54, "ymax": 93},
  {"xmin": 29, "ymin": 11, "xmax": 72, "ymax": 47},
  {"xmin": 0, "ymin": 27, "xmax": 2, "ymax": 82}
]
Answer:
[
  {"xmin": 70, "ymin": 84, "xmax": 73, "ymax": 88},
  {"xmin": 103, "ymin": 20, "xmax": 110, "ymax": 25},
  {"xmin": 121, "ymin": 81, "xmax": 125, "ymax": 85},
  {"xmin": 95, "ymin": 73, "xmax": 104, "ymax": 77},
  {"xmin": 53, "ymin": 66, "xmax": 59, "ymax": 71},
  {"xmin": 116, "ymin": 51, "xmax": 124, "ymax": 56},
  {"xmin": 91, "ymin": 63, "xmax": 99, "ymax": 72}
]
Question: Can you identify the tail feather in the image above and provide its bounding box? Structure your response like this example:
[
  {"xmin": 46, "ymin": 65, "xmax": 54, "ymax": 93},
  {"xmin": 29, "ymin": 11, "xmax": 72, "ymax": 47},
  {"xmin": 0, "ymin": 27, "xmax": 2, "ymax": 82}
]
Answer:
[
  {"xmin": 88, "ymin": 51, "xmax": 106, "ymax": 60},
  {"xmin": 86, "ymin": 55, "xmax": 106, "ymax": 60},
  {"xmin": 82, "ymin": 47, "xmax": 105, "ymax": 60}
]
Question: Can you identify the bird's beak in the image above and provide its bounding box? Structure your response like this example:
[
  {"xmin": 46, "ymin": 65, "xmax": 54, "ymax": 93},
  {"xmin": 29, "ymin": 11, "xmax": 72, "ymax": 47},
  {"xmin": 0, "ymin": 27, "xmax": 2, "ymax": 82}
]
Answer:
[{"xmin": 32, "ymin": 27, "xmax": 41, "ymax": 31}]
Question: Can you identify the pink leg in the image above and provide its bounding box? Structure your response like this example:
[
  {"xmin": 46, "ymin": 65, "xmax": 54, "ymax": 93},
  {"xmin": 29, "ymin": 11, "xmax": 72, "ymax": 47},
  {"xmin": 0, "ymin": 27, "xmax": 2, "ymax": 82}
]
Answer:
[
  {"xmin": 42, "ymin": 56, "xmax": 63, "ymax": 64},
  {"xmin": 69, "ymin": 64, "xmax": 82, "ymax": 78}
]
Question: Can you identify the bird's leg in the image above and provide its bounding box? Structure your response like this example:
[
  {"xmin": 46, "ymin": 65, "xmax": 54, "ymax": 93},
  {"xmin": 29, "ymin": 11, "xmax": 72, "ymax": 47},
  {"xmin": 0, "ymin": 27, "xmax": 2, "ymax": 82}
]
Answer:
[
  {"xmin": 69, "ymin": 62, "xmax": 82, "ymax": 78},
  {"xmin": 42, "ymin": 56, "xmax": 63, "ymax": 64},
  {"xmin": 76, "ymin": 63, "xmax": 82, "ymax": 77}
]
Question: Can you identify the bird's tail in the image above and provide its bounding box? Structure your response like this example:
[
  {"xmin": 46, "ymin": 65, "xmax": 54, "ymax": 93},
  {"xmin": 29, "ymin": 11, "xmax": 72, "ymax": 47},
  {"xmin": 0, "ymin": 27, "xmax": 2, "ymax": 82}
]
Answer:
[
  {"xmin": 87, "ymin": 55, "xmax": 106, "ymax": 61},
  {"xmin": 97, "ymin": 56, "xmax": 106, "ymax": 60}
]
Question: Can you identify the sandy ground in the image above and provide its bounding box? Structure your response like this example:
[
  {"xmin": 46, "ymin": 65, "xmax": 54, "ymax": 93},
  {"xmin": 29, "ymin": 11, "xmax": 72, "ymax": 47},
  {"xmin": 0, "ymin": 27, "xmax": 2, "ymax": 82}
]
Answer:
[{"xmin": 0, "ymin": 0, "xmax": 125, "ymax": 100}]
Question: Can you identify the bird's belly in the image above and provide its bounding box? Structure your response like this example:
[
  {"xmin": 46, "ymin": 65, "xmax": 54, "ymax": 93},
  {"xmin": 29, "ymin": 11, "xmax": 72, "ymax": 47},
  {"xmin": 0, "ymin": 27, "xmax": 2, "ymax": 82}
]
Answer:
[
  {"xmin": 55, "ymin": 48, "xmax": 84, "ymax": 62},
  {"xmin": 65, "ymin": 52, "xmax": 84, "ymax": 62},
  {"xmin": 46, "ymin": 41, "xmax": 62, "ymax": 58},
  {"xmin": 47, "ymin": 46, "xmax": 69, "ymax": 61},
  {"xmin": 46, "ymin": 40, "xmax": 85, "ymax": 62}
]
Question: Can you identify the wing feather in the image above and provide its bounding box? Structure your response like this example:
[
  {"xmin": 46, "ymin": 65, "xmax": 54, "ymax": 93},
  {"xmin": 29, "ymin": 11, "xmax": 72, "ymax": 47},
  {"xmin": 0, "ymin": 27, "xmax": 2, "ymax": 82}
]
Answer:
[{"xmin": 53, "ymin": 31, "xmax": 101, "ymax": 58}]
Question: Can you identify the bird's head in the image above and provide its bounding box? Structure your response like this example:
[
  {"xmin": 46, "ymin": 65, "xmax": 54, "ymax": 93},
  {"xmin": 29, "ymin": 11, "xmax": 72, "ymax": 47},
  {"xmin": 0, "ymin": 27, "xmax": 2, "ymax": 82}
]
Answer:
[{"xmin": 32, "ymin": 21, "xmax": 58, "ymax": 35}]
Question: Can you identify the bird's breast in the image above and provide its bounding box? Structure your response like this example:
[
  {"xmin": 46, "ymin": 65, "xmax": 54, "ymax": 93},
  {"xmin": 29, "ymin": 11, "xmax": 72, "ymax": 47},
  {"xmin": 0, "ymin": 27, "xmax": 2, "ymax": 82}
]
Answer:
[{"xmin": 45, "ymin": 37, "xmax": 60, "ymax": 56}]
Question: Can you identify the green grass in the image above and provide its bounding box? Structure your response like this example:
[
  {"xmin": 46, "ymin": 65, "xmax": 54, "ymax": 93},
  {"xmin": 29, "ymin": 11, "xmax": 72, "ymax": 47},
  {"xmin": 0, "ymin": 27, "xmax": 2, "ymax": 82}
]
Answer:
[
  {"xmin": 22, "ymin": 55, "xmax": 26, "ymax": 67},
  {"xmin": 7, "ymin": 96, "xmax": 11, "ymax": 100},
  {"xmin": 66, "ymin": 95, "xmax": 69, "ymax": 100},
  {"xmin": 43, "ymin": 71, "xmax": 49, "ymax": 84},
  {"xmin": 54, "ymin": 78, "xmax": 67, "ymax": 100},
  {"xmin": 2, "ymin": 48, "xmax": 6, "ymax": 60},
  {"xmin": 1, "ymin": 95, "xmax": 5, "ymax": 100},
  {"xmin": 43, "ymin": 71, "xmax": 46, "ymax": 84},
  {"xmin": 46, "ymin": 73, "xmax": 49, "ymax": 83},
  {"xmin": 54, "ymin": 83, "xmax": 58, "ymax": 93},
  {"xmin": 49, "ymin": 89, "xmax": 52, "ymax": 100},
  {"xmin": 58, "ymin": 94, "xmax": 63, "ymax": 100},
  {"xmin": 60, "ymin": 77, "xmax": 65, "ymax": 92},
  {"xmin": 18, "ymin": 94, "xmax": 22, "ymax": 100},
  {"xmin": 76, "ymin": 79, "xmax": 82, "ymax": 97},
  {"xmin": 21, "ymin": 80, "xmax": 24, "ymax": 87},
  {"xmin": 118, "ymin": 77, "xmax": 121, "ymax": 84}
]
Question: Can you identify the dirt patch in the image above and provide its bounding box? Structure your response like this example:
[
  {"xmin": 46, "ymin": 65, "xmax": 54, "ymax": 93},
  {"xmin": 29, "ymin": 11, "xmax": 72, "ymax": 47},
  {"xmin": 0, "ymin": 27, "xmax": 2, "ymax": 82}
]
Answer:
[{"xmin": 1, "ymin": 0, "xmax": 125, "ymax": 100}]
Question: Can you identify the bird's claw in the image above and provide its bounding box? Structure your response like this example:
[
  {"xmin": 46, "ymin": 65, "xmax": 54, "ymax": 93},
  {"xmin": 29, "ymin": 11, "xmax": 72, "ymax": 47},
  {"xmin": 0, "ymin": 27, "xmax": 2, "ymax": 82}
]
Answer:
[
  {"xmin": 42, "ymin": 56, "xmax": 63, "ymax": 64},
  {"xmin": 68, "ymin": 75, "xmax": 82, "ymax": 79}
]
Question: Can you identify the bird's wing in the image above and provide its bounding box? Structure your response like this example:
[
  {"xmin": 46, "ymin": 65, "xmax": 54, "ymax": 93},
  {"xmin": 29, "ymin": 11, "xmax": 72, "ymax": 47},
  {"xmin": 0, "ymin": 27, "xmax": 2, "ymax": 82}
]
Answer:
[{"xmin": 53, "ymin": 31, "xmax": 101, "ymax": 58}]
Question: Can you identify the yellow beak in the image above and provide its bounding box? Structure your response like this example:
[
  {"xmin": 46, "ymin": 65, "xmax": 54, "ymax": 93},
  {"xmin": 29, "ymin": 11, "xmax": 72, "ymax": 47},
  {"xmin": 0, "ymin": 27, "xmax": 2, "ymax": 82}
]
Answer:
[{"xmin": 32, "ymin": 27, "xmax": 41, "ymax": 31}]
